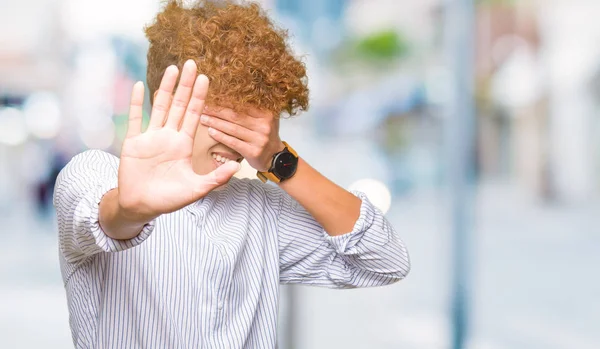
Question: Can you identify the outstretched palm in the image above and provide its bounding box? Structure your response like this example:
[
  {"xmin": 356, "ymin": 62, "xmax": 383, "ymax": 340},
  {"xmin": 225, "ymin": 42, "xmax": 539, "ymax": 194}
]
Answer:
[{"xmin": 118, "ymin": 61, "xmax": 239, "ymax": 218}]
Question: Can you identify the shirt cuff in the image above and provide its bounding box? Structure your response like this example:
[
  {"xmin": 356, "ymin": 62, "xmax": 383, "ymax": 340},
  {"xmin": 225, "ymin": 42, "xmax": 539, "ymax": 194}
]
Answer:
[
  {"xmin": 84, "ymin": 180, "xmax": 155, "ymax": 254},
  {"xmin": 324, "ymin": 191, "xmax": 389, "ymax": 255}
]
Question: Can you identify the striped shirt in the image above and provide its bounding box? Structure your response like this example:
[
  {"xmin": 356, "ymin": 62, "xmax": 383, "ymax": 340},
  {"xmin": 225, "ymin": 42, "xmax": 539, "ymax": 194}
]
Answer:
[{"xmin": 54, "ymin": 149, "xmax": 410, "ymax": 348}]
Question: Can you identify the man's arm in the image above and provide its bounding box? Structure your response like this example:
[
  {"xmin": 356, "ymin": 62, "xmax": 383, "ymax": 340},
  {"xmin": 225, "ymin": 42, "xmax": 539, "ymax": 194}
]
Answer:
[
  {"xmin": 57, "ymin": 61, "xmax": 241, "ymax": 263},
  {"xmin": 54, "ymin": 150, "xmax": 157, "ymax": 264},
  {"xmin": 100, "ymin": 61, "xmax": 243, "ymax": 240},
  {"xmin": 260, "ymin": 169, "xmax": 410, "ymax": 288},
  {"xmin": 201, "ymin": 107, "xmax": 410, "ymax": 288},
  {"xmin": 199, "ymin": 108, "xmax": 368, "ymax": 236},
  {"xmin": 277, "ymin": 157, "xmax": 361, "ymax": 236}
]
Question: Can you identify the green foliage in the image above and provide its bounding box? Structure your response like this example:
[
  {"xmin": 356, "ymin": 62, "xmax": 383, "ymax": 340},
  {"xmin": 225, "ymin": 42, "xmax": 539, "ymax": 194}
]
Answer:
[
  {"xmin": 354, "ymin": 29, "xmax": 409, "ymax": 61},
  {"xmin": 330, "ymin": 29, "xmax": 409, "ymax": 71}
]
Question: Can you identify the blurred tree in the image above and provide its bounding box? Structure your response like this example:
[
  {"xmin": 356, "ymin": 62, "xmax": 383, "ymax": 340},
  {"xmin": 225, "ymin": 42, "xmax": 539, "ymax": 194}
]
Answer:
[
  {"xmin": 355, "ymin": 30, "xmax": 408, "ymax": 61},
  {"xmin": 334, "ymin": 29, "xmax": 409, "ymax": 66}
]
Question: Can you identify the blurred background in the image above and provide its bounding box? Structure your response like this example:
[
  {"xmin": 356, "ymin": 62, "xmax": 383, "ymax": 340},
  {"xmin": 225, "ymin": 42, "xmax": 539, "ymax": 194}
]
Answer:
[{"xmin": 1, "ymin": 0, "xmax": 599, "ymax": 348}]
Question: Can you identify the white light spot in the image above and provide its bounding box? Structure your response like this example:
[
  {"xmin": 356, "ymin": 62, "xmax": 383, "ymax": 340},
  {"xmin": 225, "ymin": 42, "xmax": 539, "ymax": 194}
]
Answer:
[
  {"xmin": 23, "ymin": 92, "xmax": 62, "ymax": 139},
  {"xmin": 79, "ymin": 122, "xmax": 115, "ymax": 150},
  {"xmin": 0, "ymin": 107, "xmax": 29, "ymax": 146},
  {"xmin": 348, "ymin": 178, "xmax": 392, "ymax": 214}
]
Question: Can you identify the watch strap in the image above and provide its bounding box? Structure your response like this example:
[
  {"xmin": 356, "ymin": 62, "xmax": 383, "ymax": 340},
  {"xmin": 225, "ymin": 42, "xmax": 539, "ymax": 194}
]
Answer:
[
  {"xmin": 256, "ymin": 171, "xmax": 281, "ymax": 183},
  {"xmin": 282, "ymin": 141, "xmax": 298, "ymax": 157}
]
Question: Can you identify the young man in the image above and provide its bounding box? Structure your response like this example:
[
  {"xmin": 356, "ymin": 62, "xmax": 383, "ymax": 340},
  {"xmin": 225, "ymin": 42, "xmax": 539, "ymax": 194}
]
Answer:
[{"xmin": 54, "ymin": 1, "xmax": 410, "ymax": 348}]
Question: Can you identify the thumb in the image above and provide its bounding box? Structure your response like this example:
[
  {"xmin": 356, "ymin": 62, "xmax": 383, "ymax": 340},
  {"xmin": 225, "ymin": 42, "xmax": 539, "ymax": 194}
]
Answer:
[
  {"xmin": 194, "ymin": 161, "xmax": 241, "ymax": 192},
  {"xmin": 212, "ymin": 161, "xmax": 241, "ymax": 183}
]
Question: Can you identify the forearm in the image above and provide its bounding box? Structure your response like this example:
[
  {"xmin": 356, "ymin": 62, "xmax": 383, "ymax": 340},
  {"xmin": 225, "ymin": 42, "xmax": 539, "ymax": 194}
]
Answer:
[
  {"xmin": 278, "ymin": 158, "xmax": 361, "ymax": 236},
  {"xmin": 99, "ymin": 188, "xmax": 155, "ymax": 240},
  {"xmin": 276, "ymin": 159, "xmax": 411, "ymax": 285}
]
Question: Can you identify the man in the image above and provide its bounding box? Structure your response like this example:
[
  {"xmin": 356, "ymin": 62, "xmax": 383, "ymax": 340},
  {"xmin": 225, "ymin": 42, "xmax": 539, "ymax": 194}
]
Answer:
[{"xmin": 54, "ymin": 1, "xmax": 410, "ymax": 348}]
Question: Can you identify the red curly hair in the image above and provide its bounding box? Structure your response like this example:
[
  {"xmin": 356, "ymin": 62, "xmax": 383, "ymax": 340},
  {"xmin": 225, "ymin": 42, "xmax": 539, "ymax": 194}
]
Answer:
[{"xmin": 144, "ymin": 0, "xmax": 309, "ymax": 116}]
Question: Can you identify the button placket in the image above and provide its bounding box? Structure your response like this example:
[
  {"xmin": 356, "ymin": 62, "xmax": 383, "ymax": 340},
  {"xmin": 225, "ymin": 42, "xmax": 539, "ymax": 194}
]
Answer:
[{"xmin": 214, "ymin": 248, "xmax": 234, "ymax": 331}]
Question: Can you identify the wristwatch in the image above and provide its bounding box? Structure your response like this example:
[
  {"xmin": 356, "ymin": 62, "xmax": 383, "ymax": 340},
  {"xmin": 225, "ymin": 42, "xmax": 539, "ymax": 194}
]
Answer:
[{"xmin": 256, "ymin": 141, "xmax": 299, "ymax": 183}]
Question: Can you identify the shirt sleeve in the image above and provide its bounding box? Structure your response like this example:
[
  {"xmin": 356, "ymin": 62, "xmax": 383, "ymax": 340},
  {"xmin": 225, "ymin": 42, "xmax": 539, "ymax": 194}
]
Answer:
[
  {"xmin": 266, "ymin": 185, "xmax": 411, "ymax": 288},
  {"xmin": 53, "ymin": 149, "xmax": 155, "ymax": 264}
]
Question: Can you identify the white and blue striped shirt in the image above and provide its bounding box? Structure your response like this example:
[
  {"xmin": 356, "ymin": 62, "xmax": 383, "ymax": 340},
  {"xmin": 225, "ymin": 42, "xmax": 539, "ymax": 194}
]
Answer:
[{"xmin": 54, "ymin": 149, "xmax": 410, "ymax": 348}]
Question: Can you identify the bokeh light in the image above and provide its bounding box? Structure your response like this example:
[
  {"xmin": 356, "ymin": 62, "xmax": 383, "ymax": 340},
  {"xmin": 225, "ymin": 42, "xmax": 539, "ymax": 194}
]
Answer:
[
  {"xmin": 79, "ymin": 122, "xmax": 115, "ymax": 150},
  {"xmin": 23, "ymin": 92, "xmax": 62, "ymax": 139},
  {"xmin": 348, "ymin": 178, "xmax": 392, "ymax": 214},
  {"xmin": 0, "ymin": 107, "xmax": 29, "ymax": 146}
]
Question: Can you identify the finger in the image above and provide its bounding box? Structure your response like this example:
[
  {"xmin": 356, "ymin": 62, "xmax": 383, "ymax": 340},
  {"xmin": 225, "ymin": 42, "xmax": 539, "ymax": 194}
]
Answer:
[
  {"xmin": 193, "ymin": 161, "xmax": 241, "ymax": 193},
  {"xmin": 180, "ymin": 74, "xmax": 209, "ymax": 138},
  {"xmin": 165, "ymin": 60, "xmax": 197, "ymax": 129},
  {"xmin": 207, "ymin": 127, "xmax": 253, "ymax": 155},
  {"xmin": 148, "ymin": 65, "xmax": 179, "ymax": 130},
  {"xmin": 205, "ymin": 106, "xmax": 273, "ymax": 134},
  {"xmin": 200, "ymin": 114, "xmax": 255, "ymax": 142},
  {"xmin": 203, "ymin": 106, "xmax": 258, "ymax": 130},
  {"xmin": 126, "ymin": 81, "xmax": 145, "ymax": 139},
  {"xmin": 203, "ymin": 105, "xmax": 238, "ymax": 120},
  {"xmin": 243, "ymin": 105, "xmax": 274, "ymax": 119}
]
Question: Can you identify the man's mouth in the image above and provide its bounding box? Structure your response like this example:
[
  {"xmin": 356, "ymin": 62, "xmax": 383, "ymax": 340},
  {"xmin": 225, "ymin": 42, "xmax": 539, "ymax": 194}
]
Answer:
[{"xmin": 211, "ymin": 152, "xmax": 243, "ymax": 166}]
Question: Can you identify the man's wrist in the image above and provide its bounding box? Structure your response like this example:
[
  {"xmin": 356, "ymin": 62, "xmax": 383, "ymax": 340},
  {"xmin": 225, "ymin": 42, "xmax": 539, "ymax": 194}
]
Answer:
[
  {"xmin": 257, "ymin": 141, "xmax": 298, "ymax": 183},
  {"xmin": 114, "ymin": 188, "xmax": 156, "ymax": 227},
  {"xmin": 260, "ymin": 141, "xmax": 286, "ymax": 172}
]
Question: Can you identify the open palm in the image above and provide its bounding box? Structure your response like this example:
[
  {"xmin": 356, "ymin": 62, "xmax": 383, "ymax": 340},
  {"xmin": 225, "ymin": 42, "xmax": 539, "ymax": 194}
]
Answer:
[{"xmin": 118, "ymin": 61, "xmax": 239, "ymax": 218}]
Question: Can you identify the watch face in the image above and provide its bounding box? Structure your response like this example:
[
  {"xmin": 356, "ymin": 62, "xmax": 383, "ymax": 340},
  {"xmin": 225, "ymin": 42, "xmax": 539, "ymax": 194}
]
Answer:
[{"xmin": 273, "ymin": 151, "xmax": 298, "ymax": 179}]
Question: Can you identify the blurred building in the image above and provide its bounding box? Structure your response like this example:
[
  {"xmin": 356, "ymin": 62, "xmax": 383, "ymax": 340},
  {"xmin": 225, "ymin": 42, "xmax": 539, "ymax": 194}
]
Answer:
[{"xmin": 474, "ymin": 0, "xmax": 600, "ymax": 203}]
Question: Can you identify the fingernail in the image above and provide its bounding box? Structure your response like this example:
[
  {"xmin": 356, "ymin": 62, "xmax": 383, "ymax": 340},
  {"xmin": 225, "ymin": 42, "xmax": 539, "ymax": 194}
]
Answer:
[
  {"xmin": 200, "ymin": 115, "xmax": 208, "ymax": 123},
  {"xmin": 208, "ymin": 127, "xmax": 216, "ymax": 135}
]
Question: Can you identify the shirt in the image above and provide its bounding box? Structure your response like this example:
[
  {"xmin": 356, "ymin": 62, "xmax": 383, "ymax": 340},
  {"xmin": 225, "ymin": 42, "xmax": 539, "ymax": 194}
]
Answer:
[{"xmin": 54, "ymin": 149, "xmax": 411, "ymax": 349}]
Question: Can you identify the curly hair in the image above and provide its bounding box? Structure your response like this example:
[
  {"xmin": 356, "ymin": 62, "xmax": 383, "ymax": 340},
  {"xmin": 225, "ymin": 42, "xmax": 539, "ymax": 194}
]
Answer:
[{"xmin": 144, "ymin": 0, "xmax": 309, "ymax": 117}]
